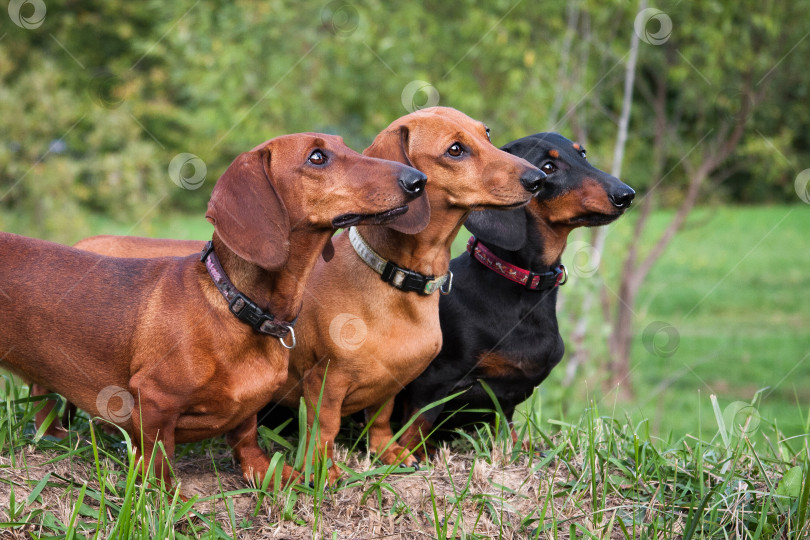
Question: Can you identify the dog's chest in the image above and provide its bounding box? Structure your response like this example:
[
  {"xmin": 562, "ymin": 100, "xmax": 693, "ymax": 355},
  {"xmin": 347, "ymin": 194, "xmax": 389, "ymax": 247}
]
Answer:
[
  {"xmin": 226, "ymin": 351, "xmax": 286, "ymax": 407},
  {"xmin": 475, "ymin": 297, "xmax": 563, "ymax": 382},
  {"xmin": 372, "ymin": 305, "xmax": 440, "ymax": 373},
  {"xmin": 188, "ymin": 350, "xmax": 285, "ymax": 420},
  {"xmin": 338, "ymin": 304, "xmax": 441, "ymax": 411}
]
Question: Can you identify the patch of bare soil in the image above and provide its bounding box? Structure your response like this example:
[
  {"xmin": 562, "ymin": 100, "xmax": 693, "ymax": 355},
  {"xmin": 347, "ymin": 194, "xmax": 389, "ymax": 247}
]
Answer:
[{"xmin": 0, "ymin": 442, "xmax": 592, "ymax": 539}]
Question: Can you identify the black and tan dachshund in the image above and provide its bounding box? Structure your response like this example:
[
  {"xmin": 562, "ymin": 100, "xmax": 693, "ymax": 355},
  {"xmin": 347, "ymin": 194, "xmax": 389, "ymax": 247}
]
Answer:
[{"xmin": 397, "ymin": 132, "xmax": 635, "ymax": 455}]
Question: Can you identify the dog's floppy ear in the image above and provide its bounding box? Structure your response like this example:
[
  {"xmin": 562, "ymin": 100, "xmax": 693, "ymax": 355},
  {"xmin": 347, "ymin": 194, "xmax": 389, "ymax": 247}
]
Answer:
[
  {"xmin": 206, "ymin": 148, "xmax": 291, "ymax": 270},
  {"xmin": 365, "ymin": 125, "xmax": 430, "ymax": 234},
  {"xmin": 464, "ymin": 207, "xmax": 527, "ymax": 251}
]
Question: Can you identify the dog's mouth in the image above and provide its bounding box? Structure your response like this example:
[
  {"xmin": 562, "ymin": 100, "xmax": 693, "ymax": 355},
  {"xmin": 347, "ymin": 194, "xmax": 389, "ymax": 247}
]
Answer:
[
  {"xmin": 476, "ymin": 199, "xmax": 531, "ymax": 211},
  {"xmin": 567, "ymin": 211, "xmax": 626, "ymax": 227},
  {"xmin": 332, "ymin": 205, "xmax": 410, "ymax": 228}
]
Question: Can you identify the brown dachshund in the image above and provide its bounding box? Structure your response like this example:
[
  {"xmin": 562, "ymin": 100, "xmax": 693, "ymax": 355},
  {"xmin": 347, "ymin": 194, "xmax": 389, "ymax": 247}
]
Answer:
[
  {"xmin": 2, "ymin": 133, "xmax": 426, "ymax": 489},
  {"xmin": 61, "ymin": 108, "xmax": 545, "ymax": 482},
  {"xmin": 267, "ymin": 107, "xmax": 546, "ymax": 481}
]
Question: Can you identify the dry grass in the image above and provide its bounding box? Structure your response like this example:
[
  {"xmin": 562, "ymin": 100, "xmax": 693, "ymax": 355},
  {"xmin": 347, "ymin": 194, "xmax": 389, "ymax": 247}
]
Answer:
[
  {"xmin": 0, "ymin": 441, "xmax": 565, "ymax": 539},
  {"xmin": 2, "ymin": 387, "xmax": 809, "ymax": 539}
]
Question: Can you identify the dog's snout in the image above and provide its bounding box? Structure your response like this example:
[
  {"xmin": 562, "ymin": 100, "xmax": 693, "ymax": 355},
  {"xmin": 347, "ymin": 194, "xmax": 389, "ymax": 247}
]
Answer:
[
  {"xmin": 520, "ymin": 168, "xmax": 547, "ymax": 193},
  {"xmin": 609, "ymin": 187, "xmax": 636, "ymax": 208},
  {"xmin": 398, "ymin": 169, "xmax": 428, "ymax": 195}
]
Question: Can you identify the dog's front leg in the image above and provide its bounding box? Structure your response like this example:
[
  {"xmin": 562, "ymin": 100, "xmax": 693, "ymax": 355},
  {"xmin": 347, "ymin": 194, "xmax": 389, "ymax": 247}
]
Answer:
[
  {"xmin": 225, "ymin": 413, "xmax": 299, "ymax": 486},
  {"xmin": 128, "ymin": 381, "xmax": 179, "ymax": 489},
  {"xmin": 31, "ymin": 384, "xmax": 69, "ymax": 439},
  {"xmin": 365, "ymin": 398, "xmax": 419, "ymax": 469},
  {"xmin": 398, "ymin": 407, "xmax": 440, "ymax": 462},
  {"xmin": 301, "ymin": 367, "xmax": 348, "ymax": 484}
]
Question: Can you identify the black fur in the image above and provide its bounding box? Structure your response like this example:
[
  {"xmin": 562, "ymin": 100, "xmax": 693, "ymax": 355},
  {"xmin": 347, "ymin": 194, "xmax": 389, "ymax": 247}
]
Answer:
[{"xmin": 397, "ymin": 132, "xmax": 635, "ymax": 435}]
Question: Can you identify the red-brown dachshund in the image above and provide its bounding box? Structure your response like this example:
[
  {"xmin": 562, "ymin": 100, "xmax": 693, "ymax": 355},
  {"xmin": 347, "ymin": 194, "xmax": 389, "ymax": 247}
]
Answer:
[{"xmin": 1, "ymin": 133, "xmax": 426, "ymax": 489}]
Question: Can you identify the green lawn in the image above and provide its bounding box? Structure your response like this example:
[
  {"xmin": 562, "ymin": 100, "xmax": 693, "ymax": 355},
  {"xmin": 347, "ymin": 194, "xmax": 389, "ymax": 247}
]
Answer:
[{"xmin": 547, "ymin": 204, "xmax": 810, "ymax": 442}]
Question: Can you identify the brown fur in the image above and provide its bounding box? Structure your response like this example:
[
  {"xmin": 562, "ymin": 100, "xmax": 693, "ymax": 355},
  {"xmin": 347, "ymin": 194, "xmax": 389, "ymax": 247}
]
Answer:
[
  {"xmin": 65, "ymin": 108, "xmax": 542, "ymax": 482},
  {"xmin": 528, "ymin": 178, "xmax": 617, "ymax": 266},
  {"xmin": 4, "ymin": 133, "xmax": 421, "ymax": 490},
  {"xmin": 272, "ymin": 107, "xmax": 541, "ymax": 481},
  {"xmin": 476, "ymin": 352, "xmax": 528, "ymax": 379}
]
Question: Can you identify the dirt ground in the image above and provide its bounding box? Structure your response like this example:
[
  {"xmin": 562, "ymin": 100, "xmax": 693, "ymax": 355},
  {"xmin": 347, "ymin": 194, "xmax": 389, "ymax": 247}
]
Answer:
[{"xmin": 0, "ymin": 443, "xmax": 574, "ymax": 539}]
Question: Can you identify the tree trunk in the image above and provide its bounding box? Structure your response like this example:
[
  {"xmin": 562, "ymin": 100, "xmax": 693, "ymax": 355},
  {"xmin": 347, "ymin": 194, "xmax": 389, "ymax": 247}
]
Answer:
[
  {"xmin": 564, "ymin": 0, "xmax": 644, "ymax": 389},
  {"xmin": 603, "ymin": 69, "xmax": 761, "ymax": 395}
]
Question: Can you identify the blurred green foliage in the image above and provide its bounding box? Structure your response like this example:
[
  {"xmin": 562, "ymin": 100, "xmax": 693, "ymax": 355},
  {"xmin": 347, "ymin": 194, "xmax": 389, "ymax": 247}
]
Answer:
[{"xmin": 1, "ymin": 0, "xmax": 808, "ymax": 241}]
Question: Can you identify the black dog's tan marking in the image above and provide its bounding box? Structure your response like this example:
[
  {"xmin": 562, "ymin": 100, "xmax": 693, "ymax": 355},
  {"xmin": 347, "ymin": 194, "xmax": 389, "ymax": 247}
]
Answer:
[
  {"xmin": 397, "ymin": 133, "xmax": 635, "ymax": 456},
  {"xmin": 476, "ymin": 352, "xmax": 529, "ymax": 379}
]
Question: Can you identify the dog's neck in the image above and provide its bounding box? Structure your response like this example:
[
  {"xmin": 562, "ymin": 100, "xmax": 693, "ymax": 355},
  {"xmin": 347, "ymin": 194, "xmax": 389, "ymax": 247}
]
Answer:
[
  {"xmin": 211, "ymin": 230, "xmax": 330, "ymax": 322},
  {"xmin": 356, "ymin": 194, "xmax": 469, "ymax": 277},
  {"xmin": 487, "ymin": 214, "xmax": 574, "ymax": 271}
]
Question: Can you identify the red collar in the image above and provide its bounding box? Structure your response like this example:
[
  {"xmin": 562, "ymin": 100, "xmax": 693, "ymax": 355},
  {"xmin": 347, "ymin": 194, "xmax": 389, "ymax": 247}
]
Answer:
[{"xmin": 466, "ymin": 236, "xmax": 567, "ymax": 291}]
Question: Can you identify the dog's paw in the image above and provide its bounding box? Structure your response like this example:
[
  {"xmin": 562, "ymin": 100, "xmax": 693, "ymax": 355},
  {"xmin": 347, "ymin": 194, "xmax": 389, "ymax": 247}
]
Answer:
[{"xmin": 377, "ymin": 444, "xmax": 419, "ymax": 469}]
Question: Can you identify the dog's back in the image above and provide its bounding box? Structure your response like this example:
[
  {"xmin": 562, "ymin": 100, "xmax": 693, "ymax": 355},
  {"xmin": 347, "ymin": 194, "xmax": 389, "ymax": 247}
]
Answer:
[{"xmin": 0, "ymin": 232, "xmax": 178, "ymax": 415}]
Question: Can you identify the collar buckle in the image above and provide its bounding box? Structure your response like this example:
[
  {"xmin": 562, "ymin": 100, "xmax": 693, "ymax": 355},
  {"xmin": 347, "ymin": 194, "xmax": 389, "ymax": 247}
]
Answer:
[
  {"xmin": 381, "ymin": 260, "xmax": 432, "ymax": 294},
  {"xmin": 351, "ymin": 227, "xmax": 450, "ymax": 296},
  {"xmin": 229, "ymin": 293, "xmax": 275, "ymax": 333},
  {"xmin": 201, "ymin": 241, "xmax": 295, "ymax": 346}
]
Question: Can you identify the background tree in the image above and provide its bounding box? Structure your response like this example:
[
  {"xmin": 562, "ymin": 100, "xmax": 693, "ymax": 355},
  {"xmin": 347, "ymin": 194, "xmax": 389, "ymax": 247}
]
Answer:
[{"xmin": 1, "ymin": 0, "xmax": 807, "ymax": 412}]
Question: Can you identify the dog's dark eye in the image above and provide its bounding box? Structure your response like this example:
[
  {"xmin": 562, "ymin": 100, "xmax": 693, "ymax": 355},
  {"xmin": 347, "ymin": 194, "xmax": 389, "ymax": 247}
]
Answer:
[
  {"xmin": 447, "ymin": 143, "xmax": 465, "ymax": 157},
  {"xmin": 309, "ymin": 150, "xmax": 327, "ymax": 165},
  {"xmin": 541, "ymin": 162, "xmax": 557, "ymax": 174},
  {"xmin": 485, "ymin": 128, "xmax": 491, "ymax": 142},
  {"xmin": 580, "ymin": 150, "xmax": 587, "ymax": 159}
]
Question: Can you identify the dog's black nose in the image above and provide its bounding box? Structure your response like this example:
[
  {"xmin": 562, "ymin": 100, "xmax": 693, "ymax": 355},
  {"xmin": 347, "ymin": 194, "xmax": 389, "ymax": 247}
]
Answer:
[
  {"xmin": 609, "ymin": 187, "xmax": 636, "ymax": 208},
  {"xmin": 520, "ymin": 168, "xmax": 547, "ymax": 193},
  {"xmin": 398, "ymin": 169, "xmax": 428, "ymax": 195}
]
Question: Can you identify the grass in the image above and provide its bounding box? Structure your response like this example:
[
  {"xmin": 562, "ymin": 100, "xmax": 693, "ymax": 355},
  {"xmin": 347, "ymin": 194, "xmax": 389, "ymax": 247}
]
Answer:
[
  {"xmin": 1, "ymin": 203, "xmax": 809, "ymax": 537},
  {"xmin": 2, "ymin": 378, "xmax": 810, "ymax": 538},
  {"xmin": 545, "ymin": 204, "xmax": 810, "ymax": 442}
]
